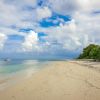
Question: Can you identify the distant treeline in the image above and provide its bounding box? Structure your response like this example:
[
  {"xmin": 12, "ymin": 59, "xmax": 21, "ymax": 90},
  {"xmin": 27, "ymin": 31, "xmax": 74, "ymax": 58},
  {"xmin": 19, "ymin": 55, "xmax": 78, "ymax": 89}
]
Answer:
[{"xmin": 78, "ymin": 44, "xmax": 100, "ymax": 61}]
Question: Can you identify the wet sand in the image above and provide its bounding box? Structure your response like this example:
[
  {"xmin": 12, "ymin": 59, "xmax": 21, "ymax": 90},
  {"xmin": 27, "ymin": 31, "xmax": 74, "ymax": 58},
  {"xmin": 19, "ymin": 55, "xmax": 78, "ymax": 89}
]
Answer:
[{"xmin": 0, "ymin": 61, "xmax": 100, "ymax": 100}]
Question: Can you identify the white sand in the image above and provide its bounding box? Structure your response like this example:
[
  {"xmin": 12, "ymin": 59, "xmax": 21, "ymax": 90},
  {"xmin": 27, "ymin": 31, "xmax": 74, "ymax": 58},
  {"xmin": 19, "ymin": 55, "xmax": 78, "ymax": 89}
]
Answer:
[{"xmin": 0, "ymin": 61, "xmax": 100, "ymax": 100}]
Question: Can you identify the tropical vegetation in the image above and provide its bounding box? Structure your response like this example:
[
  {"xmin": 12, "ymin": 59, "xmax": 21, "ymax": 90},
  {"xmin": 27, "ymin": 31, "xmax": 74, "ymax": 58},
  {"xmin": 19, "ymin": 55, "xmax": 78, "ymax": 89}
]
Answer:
[{"xmin": 78, "ymin": 44, "xmax": 100, "ymax": 61}]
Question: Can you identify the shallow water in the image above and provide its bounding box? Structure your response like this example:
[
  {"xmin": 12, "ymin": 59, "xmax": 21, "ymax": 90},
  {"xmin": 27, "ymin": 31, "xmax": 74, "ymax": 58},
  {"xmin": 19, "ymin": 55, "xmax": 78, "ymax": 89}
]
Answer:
[
  {"xmin": 0, "ymin": 60, "xmax": 47, "ymax": 74},
  {"xmin": 0, "ymin": 60, "xmax": 51, "ymax": 89}
]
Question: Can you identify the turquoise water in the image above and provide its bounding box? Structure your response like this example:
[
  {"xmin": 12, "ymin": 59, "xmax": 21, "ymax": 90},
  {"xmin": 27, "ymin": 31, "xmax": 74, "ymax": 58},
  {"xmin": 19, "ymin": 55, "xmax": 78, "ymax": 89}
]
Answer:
[
  {"xmin": 0, "ymin": 60, "xmax": 50, "ymax": 76},
  {"xmin": 0, "ymin": 60, "xmax": 51, "ymax": 89},
  {"xmin": 0, "ymin": 59, "xmax": 66, "ymax": 90}
]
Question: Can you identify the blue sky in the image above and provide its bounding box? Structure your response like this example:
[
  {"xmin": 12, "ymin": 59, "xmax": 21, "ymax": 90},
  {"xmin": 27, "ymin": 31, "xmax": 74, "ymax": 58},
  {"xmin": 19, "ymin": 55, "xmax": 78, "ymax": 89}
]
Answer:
[{"xmin": 0, "ymin": 0, "xmax": 100, "ymax": 59}]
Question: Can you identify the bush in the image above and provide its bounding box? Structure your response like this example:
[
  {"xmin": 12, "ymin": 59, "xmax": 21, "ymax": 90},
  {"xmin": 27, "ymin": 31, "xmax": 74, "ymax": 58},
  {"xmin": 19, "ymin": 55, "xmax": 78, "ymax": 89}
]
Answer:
[{"xmin": 78, "ymin": 44, "xmax": 100, "ymax": 61}]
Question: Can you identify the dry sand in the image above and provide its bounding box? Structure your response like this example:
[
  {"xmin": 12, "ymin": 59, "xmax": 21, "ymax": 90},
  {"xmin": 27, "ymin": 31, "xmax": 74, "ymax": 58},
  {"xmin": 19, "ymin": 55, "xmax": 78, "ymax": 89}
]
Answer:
[{"xmin": 0, "ymin": 61, "xmax": 100, "ymax": 100}]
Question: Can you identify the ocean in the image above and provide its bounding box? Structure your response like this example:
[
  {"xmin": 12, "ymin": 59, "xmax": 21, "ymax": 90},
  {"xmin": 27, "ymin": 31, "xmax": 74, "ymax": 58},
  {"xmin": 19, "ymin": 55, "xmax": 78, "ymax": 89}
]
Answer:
[{"xmin": 0, "ymin": 59, "xmax": 51, "ymax": 89}]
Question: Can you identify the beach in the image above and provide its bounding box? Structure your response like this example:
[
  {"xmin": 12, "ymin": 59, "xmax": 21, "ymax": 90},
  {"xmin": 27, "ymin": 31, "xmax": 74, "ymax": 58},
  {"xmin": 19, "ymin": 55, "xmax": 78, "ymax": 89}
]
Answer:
[{"xmin": 0, "ymin": 60, "xmax": 100, "ymax": 100}]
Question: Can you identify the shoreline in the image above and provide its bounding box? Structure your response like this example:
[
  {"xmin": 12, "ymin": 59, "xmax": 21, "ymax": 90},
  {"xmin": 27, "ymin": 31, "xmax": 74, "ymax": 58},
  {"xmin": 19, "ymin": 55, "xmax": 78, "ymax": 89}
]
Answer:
[
  {"xmin": 0, "ymin": 60, "xmax": 52, "ymax": 89},
  {"xmin": 0, "ymin": 60, "xmax": 100, "ymax": 100},
  {"xmin": 70, "ymin": 60, "xmax": 100, "ymax": 72}
]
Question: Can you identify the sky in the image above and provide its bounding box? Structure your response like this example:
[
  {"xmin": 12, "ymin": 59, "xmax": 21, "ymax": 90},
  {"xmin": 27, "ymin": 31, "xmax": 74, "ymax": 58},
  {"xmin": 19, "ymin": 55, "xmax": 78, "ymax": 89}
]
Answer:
[{"xmin": 0, "ymin": 0, "xmax": 100, "ymax": 59}]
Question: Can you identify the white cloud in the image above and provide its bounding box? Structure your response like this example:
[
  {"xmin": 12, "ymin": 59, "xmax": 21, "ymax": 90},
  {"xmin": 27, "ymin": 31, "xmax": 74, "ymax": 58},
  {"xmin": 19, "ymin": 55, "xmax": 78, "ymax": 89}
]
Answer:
[
  {"xmin": 73, "ymin": 12, "xmax": 100, "ymax": 44},
  {"xmin": 77, "ymin": 0, "xmax": 100, "ymax": 12},
  {"xmin": 22, "ymin": 31, "xmax": 39, "ymax": 51},
  {"xmin": 35, "ymin": 0, "xmax": 100, "ymax": 52},
  {"xmin": 0, "ymin": 0, "xmax": 100, "ymax": 58},
  {"xmin": 35, "ymin": 7, "xmax": 52, "ymax": 21},
  {"xmin": 47, "ymin": 0, "xmax": 100, "ymax": 14},
  {"xmin": 47, "ymin": 0, "xmax": 79, "ymax": 15},
  {"xmin": 36, "ymin": 19, "xmax": 90, "ymax": 51},
  {"xmin": 0, "ymin": 33, "xmax": 7, "ymax": 50}
]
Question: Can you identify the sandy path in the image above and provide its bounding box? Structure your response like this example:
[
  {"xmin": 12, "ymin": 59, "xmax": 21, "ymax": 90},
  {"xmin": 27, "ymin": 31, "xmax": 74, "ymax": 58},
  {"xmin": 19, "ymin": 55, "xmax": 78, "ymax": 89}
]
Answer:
[{"xmin": 0, "ymin": 61, "xmax": 100, "ymax": 100}]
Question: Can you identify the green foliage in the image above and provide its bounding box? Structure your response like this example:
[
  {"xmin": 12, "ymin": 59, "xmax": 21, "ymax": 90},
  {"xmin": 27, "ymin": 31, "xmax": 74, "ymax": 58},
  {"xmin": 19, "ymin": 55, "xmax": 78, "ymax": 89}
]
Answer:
[{"xmin": 78, "ymin": 44, "xmax": 100, "ymax": 61}]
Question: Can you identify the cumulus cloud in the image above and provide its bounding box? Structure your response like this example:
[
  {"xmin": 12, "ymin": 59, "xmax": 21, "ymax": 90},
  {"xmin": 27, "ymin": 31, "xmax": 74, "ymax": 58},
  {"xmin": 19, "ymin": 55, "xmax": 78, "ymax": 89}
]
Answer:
[
  {"xmin": 22, "ymin": 31, "xmax": 39, "ymax": 51},
  {"xmin": 0, "ymin": 33, "xmax": 7, "ymax": 50},
  {"xmin": 0, "ymin": 0, "xmax": 100, "ymax": 58},
  {"xmin": 35, "ymin": 7, "xmax": 52, "ymax": 21},
  {"xmin": 47, "ymin": 0, "xmax": 79, "ymax": 15},
  {"xmin": 36, "ymin": 19, "xmax": 90, "ymax": 51},
  {"xmin": 77, "ymin": 0, "xmax": 100, "ymax": 12},
  {"xmin": 47, "ymin": 0, "xmax": 100, "ymax": 14}
]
